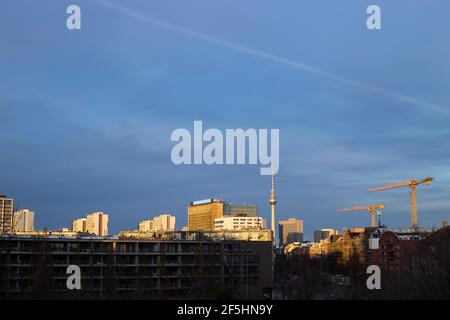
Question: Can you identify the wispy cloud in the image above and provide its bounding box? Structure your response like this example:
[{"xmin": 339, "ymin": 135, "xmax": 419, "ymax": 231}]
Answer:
[{"xmin": 91, "ymin": 0, "xmax": 450, "ymax": 116}]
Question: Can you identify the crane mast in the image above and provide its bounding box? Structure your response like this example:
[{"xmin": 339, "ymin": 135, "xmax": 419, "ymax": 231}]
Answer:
[
  {"xmin": 368, "ymin": 177, "xmax": 433, "ymax": 229},
  {"xmin": 337, "ymin": 203, "xmax": 385, "ymax": 227}
]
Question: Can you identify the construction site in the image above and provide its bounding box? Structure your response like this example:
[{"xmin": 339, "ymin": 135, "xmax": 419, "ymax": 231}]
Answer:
[
  {"xmin": 276, "ymin": 176, "xmax": 450, "ymax": 299},
  {"xmin": 307, "ymin": 177, "xmax": 439, "ymax": 264}
]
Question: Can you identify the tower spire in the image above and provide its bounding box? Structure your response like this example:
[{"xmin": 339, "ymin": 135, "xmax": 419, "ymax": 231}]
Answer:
[{"xmin": 269, "ymin": 175, "xmax": 277, "ymax": 247}]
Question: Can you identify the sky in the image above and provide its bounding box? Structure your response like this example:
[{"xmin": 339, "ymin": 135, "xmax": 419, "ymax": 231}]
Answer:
[{"xmin": 1, "ymin": 0, "xmax": 450, "ymax": 240}]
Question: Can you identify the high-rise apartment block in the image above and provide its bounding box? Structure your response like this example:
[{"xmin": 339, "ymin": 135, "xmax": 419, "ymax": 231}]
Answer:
[
  {"xmin": 86, "ymin": 212, "xmax": 108, "ymax": 236},
  {"xmin": 72, "ymin": 218, "xmax": 87, "ymax": 233},
  {"xmin": 13, "ymin": 209, "xmax": 35, "ymax": 232},
  {"xmin": 138, "ymin": 219, "xmax": 154, "ymax": 232},
  {"xmin": 279, "ymin": 218, "xmax": 304, "ymax": 246},
  {"xmin": 0, "ymin": 195, "xmax": 14, "ymax": 233},
  {"xmin": 138, "ymin": 213, "xmax": 176, "ymax": 232},
  {"xmin": 153, "ymin": 213, "xmax": 176, "ymax": 231}
]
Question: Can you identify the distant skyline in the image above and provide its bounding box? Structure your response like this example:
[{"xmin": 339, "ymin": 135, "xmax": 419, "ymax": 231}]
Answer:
[{"xmin": 1, "ymin": 0, "xmax": 450, "ymax": 240}]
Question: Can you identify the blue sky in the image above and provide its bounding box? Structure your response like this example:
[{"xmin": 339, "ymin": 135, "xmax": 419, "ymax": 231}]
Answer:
[{"xmin": 1, "ymin": 0, "xmax": 450, "ymax": 240}]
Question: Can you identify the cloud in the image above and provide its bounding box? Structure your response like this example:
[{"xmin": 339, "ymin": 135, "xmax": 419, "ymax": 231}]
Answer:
[{"xmin": 91, "ymin": 0, "xmax": 450, "ymax": 116}]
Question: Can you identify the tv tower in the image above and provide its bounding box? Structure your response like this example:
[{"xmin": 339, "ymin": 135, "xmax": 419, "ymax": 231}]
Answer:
[{"xmin": 269, "ymin": 175, "xmax": 277, "ymax": 246}]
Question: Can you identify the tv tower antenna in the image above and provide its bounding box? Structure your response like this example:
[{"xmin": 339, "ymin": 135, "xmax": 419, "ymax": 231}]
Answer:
[{"xmin": 269, "ymin": 174, "xmax": 277, "ymax": 247}]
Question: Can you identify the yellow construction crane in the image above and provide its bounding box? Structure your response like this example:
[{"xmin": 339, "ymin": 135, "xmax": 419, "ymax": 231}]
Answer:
[
  {"xmin": 337, "ymin": 203, "xmax": 385, "ymax": 227},
  {"xmin": 368, "ymin": 177, "xmax": 433, "ymax": 229}
]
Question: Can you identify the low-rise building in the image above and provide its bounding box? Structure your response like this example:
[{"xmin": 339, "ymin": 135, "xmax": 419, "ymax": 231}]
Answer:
[
  {"xmin": 309, "ymin": 226, "xmax": 446, "ymax": 268},
  {"xmin": 378, "ymin": 228, "xmax": 434, "ymax": 269},
  {"xmin": 313, "ymin": 228, "xmax": 339, "ymax": 243},
  {"xmin": 310, "ymin": 228, "xmax": 370, "ymax": 264},
  {"xmin": 283, "ymin": 242, "xmax": 311, "ymax": 257}
]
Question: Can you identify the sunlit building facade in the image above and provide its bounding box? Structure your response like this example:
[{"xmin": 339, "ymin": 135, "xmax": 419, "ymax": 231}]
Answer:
[
  {"xmin": 139, "ymin": 213, "xmax": 176, "ymax": 232},
  {"xmin": 13, "ymin": 209, "xmax": 35, "ymax": 232},
  {"xmin": 72, "ymin": 218, "xmax": 87, "ymax": 233},
  {"xmin": 310, "ymin": 228, "xmax": 369, "ymax": 264},
  {"xmin": 0, "ymin": 195, "xmax": 14, "ymax": 233},
  {"xmin": 188, "ymin": 199, "xmax": 225, "ymax": 231},
  {"xmin": 313, "ymin": 228, "xmax": 339, "ymax": 243},
  {"xmin": 188, "ymin": 199, "xmax": 259, "ymax": 231},
  {"xmin": 86, "ymin": 212, "xmax": 108, "ymax": 236},
  {"xmin": 214, "ymin": 216, "xmax": 264, "ymax": 231}
]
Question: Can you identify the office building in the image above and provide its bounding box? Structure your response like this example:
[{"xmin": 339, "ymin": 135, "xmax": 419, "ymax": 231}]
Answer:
[
  {"xmin": 72, "ymin": 218, "xmax": 87, "ymax": 233},
  {"xmin": 0, "ymin": 195, "xmax": 14, "ymax": 233},
  {"xmin": 13, "ymin": 209, "xmax": 35, "ymax": 232},
  {"xmin": 188, "ymin": 199, "xmax": 225, "ymax": 231},
  {"xmin": 279, "ymin": 218, "xmax": 304, "ymax": 246},
  {"xmin": 138, "ymin": 213, "xmax": 176, "ymax": 232},
  {"xmin": 188, "ymin": 199, "xmax": 261, "ymax": 231},
  {"xmin": 86, "ymin": 212, "xmax": 108, "ymax": 236},
  {"xmin": 214, "ymin": 216, "xmax": 264, "ymax": 231},
  {"xmin": 188, "ymin": 199, "xmax": 260, "ymax": 231},
  {"xmin": 223, "ymin": 204, "xmax": 257, "ymax": 217},
  {"xmin": 314, "ymin": 228, "xmax": 339, "ymax": 243}
]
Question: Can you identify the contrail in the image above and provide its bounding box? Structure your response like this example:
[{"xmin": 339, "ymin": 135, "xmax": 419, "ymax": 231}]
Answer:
[{"xmin": 91, "ymin": 0, "xmax": 450, "ymax": 116}]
